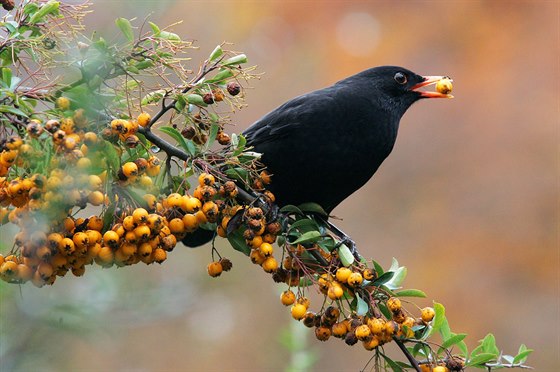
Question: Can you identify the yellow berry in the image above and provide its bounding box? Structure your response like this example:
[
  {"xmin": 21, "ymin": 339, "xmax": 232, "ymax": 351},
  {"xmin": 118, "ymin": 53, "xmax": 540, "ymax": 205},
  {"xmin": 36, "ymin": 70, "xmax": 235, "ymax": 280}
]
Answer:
[
  {"xmin": 198, "ymin": 172, "xmax": 215, "ymax": 186},
  {"xmin": 280, "ymin": 290, "xmax": 296, "ymax": 306},
  {"xmin": 335, "ymin": 267, "xmax": 352, "ymax": 283},
  {"xmin": 421, "ymin": 307, "xmax": 436, "ymax": 322},
  {"xmin": 261, "ymin": 257, "xmax": 278, "ymax": 273},
  {"xmin": 258, "ymin": 242, "xmax": 274, "ymax": 257},
  {"xmin": 121, "ymin": 162, "xmax": 138, "ymax": 178},
  {"xmin": 347, "ymin": 272, "xmax": 363, "ymax": 287},
  {"xmin": 137, "ymin": 112, "xmax": 151, "ymax": 127},
  {"xmin": 435, "ymin": 78, "xmax": 453, "ymax": 95},
  {"xmin": 207, "ymin": 261, "xmax": 223, "ymax": 277},
  {"xmin": 291, "ymin": 304, "xmax": 307, "ymax": 320},
  {"xmin": 387, "ymin": 297, "xmax": 402, "ymax": 313},
  {"xmin": 56, "ymin": 96, "xmax": 71, "ymax": 110},
  {"xmin": 355, "ymin": 324, "xmax": 371, "ymax": 341}
]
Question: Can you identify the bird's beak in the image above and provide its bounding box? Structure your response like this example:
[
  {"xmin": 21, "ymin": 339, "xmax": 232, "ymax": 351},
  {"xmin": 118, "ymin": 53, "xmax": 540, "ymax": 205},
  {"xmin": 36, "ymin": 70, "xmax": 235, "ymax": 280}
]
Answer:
[{"xmin": 411, "ymin": 76, "xmax": 454, "ymax": 98}]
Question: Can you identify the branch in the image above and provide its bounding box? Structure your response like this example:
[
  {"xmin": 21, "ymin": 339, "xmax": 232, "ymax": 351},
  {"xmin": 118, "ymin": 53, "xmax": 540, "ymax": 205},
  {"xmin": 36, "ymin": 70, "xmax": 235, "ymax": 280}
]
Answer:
[{"xmin": 394, "ymin": 338, "xmax": 421, "ymax": 372}]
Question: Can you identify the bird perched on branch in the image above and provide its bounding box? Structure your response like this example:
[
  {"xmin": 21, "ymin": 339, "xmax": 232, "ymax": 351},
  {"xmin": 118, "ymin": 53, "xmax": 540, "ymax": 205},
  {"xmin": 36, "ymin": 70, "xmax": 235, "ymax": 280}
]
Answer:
[{"xmin": 183, "ymin": 66, "xmax": 452, "ymax": 247}]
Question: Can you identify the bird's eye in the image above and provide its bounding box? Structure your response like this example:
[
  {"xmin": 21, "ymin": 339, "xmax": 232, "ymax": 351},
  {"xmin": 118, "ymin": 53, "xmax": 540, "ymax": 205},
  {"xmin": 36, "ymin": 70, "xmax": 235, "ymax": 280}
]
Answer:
[{"xmin": 394, "ymin": 72, "xmax": 407, "ymax": 85}]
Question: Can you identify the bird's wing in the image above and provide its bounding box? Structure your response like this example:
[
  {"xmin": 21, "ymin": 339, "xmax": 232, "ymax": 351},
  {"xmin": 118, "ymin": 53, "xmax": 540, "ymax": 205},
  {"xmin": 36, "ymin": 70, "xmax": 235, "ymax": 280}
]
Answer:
[{"xmin": 243, "ymin": 90, "xmax": 337, "ymax": 146}]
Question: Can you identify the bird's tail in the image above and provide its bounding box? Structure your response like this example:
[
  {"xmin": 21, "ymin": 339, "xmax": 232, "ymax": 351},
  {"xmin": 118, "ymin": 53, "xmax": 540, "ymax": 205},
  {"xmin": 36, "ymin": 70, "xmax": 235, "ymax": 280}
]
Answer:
[{"xmin": 181, "ymin": 228, "xmax": 216, "ymax": 248}]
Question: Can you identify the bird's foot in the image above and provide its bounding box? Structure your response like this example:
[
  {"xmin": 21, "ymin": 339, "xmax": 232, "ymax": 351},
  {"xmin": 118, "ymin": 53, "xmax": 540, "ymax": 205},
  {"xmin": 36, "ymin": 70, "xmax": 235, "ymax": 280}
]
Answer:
[{"xmin": 325, "ymin": 220, "xmax": 361, "ymax": 261}]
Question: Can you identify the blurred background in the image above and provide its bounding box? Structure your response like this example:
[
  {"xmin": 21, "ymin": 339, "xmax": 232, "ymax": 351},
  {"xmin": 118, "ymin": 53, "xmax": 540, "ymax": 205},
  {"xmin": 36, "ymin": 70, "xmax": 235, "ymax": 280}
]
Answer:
[{"xmin": 1, "ymin": 0, "xmax": 558, "ymax": 370}]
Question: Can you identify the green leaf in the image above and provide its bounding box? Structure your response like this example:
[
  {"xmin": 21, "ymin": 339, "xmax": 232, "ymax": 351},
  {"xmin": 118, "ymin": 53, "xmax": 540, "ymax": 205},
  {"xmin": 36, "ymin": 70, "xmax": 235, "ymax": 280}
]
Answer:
[
  {"xmin": 394, "ymin": 289, "xmax": 427, "ymax": 298},
  {"xmin": 186, "ymin": 94, "xmax": 207, "ymax": 107},
  {"xmin": 378, "ymin": 302, "xmax": 392, "ymax": 319},
  {"xmin": 206, "ymin": 123, "xmax": 220, "ymax": 148},
  {"xmin": 2, "ymin": 67, "xmax": 12, "ymax": 88},
  {"xmin": 227, "ymin": 228, "xmax": 251, "ymax": 256},
  {"xmin": 431, "ymin": 302, "xmax": 446, "ymax": 334},
  {"xmin": 175, "ymin": 94, "xmax": 187, "ymax": 112},
  {"xmin": 206, "ymin": 68, "xmax": 234, "ymax": 84},
  {"xmin": 381, "ymin": 354, "xmax": 404, "ymax": 372},
  {"xmin": 208, "ymin": 45, "xmax": 223, "ymax": 62},
  {"xmin": 156, "ymin": 31, "xmax": 180, "ymax": 41},
  {"xmin": 385, "ymin": 266, "xmax": 407, "ymax": 290},
  {"xmin": 0, "ymin": 105, "xmax": 28, "ymax": 117},
  {"xmin": 222, "ymin": 54, "xmax": 247, "ymax": 66},
  {"xmin": 338, "ymin": 244, "xmax": 355, "ymax": 267},
  {"xmin": 466, "ymin": 352, "xmax": 497, "ymax": 366},
  {"xmin": 148, "ymin": 22, "xmax": 160, "ymax": 35},
  {"xmin": 100, "ymin": 141, "xmax": 120, "ymax": 175},
  {"xmin": 297, "ymin": 202, "xmax": 328, "ymax": 217},
  {"xmin": 135, "ymin": 60, "xmax": 154, "ymax": 70},
  {"xmin": 440, "ymin": 333, "xmax": 467, "ymax": 350},
  {"xmin": 159, "ymin": 126, "xmax": 197, "ymax": 156},
  {"xmin": 29, "ymin": 0, "xmax": 60, "ymax": 24},
  {"xmin": 224, "ymin": 167, "xmax": 248, "ymax": 183},
  {"xmin": 372, "ymin": 259, "xmax": 384, "ymax": 276},
  {"xmin": 288, "ymin": 218, "xmax": 319, "ymax": 233},
  {"xmin": 232, "ymin": 134, "xmax": 247, "ymax": 156},
  {"xmin": 512, "ymin": 347, "xmax": 533, "ymax": 365},
  {"xmin": 115, "ymin": 18, "xmax": 134, "ymax": 42},
  {"xmin": 280, "ymin": 205, "xmax": 303, "ymax": 215},
  {"xmin": 289, "ymin": 231, "xmax": 321, "ymax": 245},
  {"xmin": 355, "ymin": 293, "xmax": 369, "ymax": 316},
  {"xmin": 373, "ymin": 271, "xmax": 394, "ymax": 286},
  {"xmin": 141, "ymin": 89, "xmax": 165, "ymax": 105},
  {"xmin": 481, "ymin": 333, "xmax": 499, "ymax": 355}
]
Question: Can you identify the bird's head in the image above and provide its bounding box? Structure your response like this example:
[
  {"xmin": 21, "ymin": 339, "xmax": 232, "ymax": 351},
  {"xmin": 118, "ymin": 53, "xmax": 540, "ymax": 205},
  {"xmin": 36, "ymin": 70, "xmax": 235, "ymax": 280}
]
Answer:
[{"xmin": 344, "ymin": 66, "xmax": 453, "ymax": 116}]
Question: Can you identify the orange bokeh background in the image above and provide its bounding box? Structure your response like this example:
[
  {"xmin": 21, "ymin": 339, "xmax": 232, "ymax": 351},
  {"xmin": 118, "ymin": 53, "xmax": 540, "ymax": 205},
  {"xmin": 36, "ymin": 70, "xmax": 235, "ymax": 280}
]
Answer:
[{"xmin": 1, "ymin": 1, "xmax": 557, "ymax": 370}]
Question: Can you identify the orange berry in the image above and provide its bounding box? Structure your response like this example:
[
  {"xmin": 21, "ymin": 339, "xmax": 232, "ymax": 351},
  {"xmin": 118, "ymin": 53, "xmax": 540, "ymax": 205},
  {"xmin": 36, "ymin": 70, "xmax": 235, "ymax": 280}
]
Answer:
[
  {"xmin": 421, "ymin": 307, "xmax": 435, "ymax": 323},
  {"xmin": 182, "ymin": 213, "xmax": 199, "ymax": 232},
  {"xmin": 327, "ymin": 282, "xmax": 344, "ymax": 300},
  {"xmin": 249, "ymin": 248, "xmax": 265, "ymax": 265},
  {"xmin": 387, "ymin": 297, "xmax": 402, "ymax": 313},
  {"xmin": 347, "ymin": 272, "xmax": 363, "ymax": 288},
  {"xmin": 335, "ymin": 267, "xmax": 352, "ymax": 283},
  {"xmin": 37, "ymin": 262, "xmax": 54, "ymax": 280},
  {"xmin": 315, "ymin": 326, "xmax": 332, "ymax": 341},
  {"xmin": 355, "ymin": 324, "xmax": 371, "ymax": 341},
  {"xmin": 134, "ymin": 225, "xmax": 151, "ymax": 241},
  {"xmin": 363, "ymin": 336, "xmax": 379, "ymax": 351},
  {"xmin": 132, "ymin": 208, "xmax": 149, "ymax": 224},
  {"xmin": 198, "ymin": 172, "xmax": 215, "ymax": 186},
  {"xmin": 96, "ymin": 246, "xmax": 114, "ymax": 265},
  {"xmin": 0, "ymin": 260, "xmax": 18, "ymax": 279},
  {"xmin": 137, "ymin": 112, "xmax": 151, "ymax": 127},
  {"xmin": 87, "ymin": 216, "xmax": 104, "ymax": 232},
  {"xmin": 291, "ymin": 303, "xmax": 307, "ymax": 320},
  {"xmin": 280, "ymin": 290, "xmax": 296, "ymax": 306},
  {"xmin": 16, "ymin": 264, "xmax": 33, "ymax": 282},
  {"xmin": 137, "ymin": 242, "xmax": 152, "ymax": 257},
  {"xmin": 168, "ymin": 218, "xmax": 185, "ymax": 235},
  {"xmin": 202, "ymin": 201, "xmax": 219, "ymax": 222},
  {"xmin": 261, "ymin": 257, "xmax": 278, "ymax": 273},
  {"xmin": 121, "ymin": 162, "xmax": 138, "ymax": 178},
  {"xmin": 152, "ymin": 248, "xmax": 167, "ymax": 264},
  {"xmin": 103, "ymin": 230, "xmax": 120, "ymax": 248},
  {"xmin": 59, "ymin": 238, "xmax": 75, "ymax": 256},
  {"xmin": 122, "ymin": 215, "xmax": 136, "ymax": 231},
  {"xmin": 258, "ymin": 242, "xmax": 274, "ymax": 257},
  {"xmin": 332, "ymin": 322, "xmax": 349, "ymax": 338},
  {"xmin": 207, "ymin": 261, "xmax": 223, "ymax": 277}
]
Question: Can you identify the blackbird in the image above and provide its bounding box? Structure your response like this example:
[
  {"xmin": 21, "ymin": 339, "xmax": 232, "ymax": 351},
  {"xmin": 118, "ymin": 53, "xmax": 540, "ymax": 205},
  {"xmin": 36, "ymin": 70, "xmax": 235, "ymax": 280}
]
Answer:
[{"xmin": 183, "ymin": 66, "xmax": 451, "ymax": 247}]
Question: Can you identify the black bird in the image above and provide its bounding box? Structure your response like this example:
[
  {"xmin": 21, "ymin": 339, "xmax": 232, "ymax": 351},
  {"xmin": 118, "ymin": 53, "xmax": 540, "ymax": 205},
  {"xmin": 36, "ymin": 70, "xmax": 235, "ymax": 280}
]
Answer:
[{"xmin": 183, "ymin": 66, "xmax": 451, "ymax": 247}]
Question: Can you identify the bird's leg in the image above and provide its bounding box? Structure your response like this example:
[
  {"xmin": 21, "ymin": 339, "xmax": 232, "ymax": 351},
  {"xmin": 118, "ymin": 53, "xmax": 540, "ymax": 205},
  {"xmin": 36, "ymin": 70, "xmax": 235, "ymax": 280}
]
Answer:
[{"xmin": 324, "ymin": 219, "xmax": 362, "ymax": 261}]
